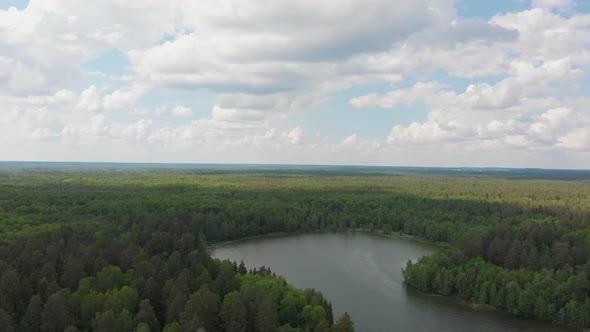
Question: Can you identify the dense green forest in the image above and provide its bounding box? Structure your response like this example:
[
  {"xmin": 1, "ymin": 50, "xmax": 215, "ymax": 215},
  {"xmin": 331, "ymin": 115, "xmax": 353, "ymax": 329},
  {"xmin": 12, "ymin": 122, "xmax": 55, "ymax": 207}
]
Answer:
[
  {"xmin": 0, "ymin": 166, "xmax": 589, "ymax": 330},
  {"xmin": 0, "ymin": 168, "xmax": 358, "ymax": 332}
]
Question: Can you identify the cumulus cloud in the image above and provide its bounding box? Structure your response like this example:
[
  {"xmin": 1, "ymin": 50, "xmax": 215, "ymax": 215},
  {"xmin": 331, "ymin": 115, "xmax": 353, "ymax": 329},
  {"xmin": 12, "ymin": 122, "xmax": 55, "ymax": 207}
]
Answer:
[
  {"xmin": 77, "ymin": 86, "xmax": 102, "ymax": 112},
  {"xmin": 380, "ymin": 64, "xmax": 589, "ymax": 150},
  {"xmin": 1, "ymin": 0, "xmax": 590, "ymax": 167},
  {"xmin": 341, "ymin": 134, "xmax": 358, "ymax": 146},
  {"xmin": 0, "ymin": 1, "xmax": 174, "ymax": 94},
  {"xmin": 350, "ymin": 82, "xmax": 445, "ymax": 108},
  {"xmin": 557, "ymin": 128, "xmax": 590, "ymax": 150},
  {"xmin": 287, "ymin": 127, "xmax": 303, "ymax": 145},
  {"xmin": 122, "ymin": 119, "xmax": 155, "ymax": 142},
  {"xmin": 102, "ymin": 85, "xmax": 148, "ymax": 113},
  {"xmin": 350, "ymin": 7, "xmax": 590, "ymax": 157},
  {"xmin": 73, "ymin": 84, "xmax": 147, "ymax": 113},
  {"xmin": 23, "ymin": 108, "xmax": 65, "ymax": 141}
]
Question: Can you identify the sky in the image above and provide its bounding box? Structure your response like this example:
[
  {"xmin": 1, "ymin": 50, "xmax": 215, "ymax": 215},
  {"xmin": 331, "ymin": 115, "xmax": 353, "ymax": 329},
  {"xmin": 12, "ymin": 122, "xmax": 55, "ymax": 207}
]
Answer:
[{"xmin": 0, "ymin": 0, "xmax": 589, "ymax": 168}]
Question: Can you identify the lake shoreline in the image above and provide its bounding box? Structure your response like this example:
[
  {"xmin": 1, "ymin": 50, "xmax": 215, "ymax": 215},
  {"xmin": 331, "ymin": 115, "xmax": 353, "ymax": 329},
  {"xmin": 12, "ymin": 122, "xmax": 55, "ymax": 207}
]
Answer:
[
  {"xmin": 417, "ymin": 291, "xmax": 577, "ymax": 331},
  {"xmin": 207, "ymin": 228, "xmax": 449, "ymax": 249},
  {"xmin": 211, "ymin": 231, "xmax": 574, "ymax": 332}
]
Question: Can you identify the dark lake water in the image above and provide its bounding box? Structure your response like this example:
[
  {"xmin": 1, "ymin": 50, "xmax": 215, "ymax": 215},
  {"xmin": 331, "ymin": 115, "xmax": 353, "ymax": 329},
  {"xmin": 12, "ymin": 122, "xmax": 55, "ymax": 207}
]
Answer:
[{"xmin": 211, "ymin": 232, "xmax": 574, "ymax": 332}]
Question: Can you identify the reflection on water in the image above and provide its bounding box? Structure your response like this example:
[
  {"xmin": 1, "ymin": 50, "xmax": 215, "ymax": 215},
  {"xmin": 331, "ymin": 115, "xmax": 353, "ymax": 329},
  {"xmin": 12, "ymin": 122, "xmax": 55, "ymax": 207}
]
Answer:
[{"xmin": 212, "ymin": 233, "xmax": 573, "ymax": 332}]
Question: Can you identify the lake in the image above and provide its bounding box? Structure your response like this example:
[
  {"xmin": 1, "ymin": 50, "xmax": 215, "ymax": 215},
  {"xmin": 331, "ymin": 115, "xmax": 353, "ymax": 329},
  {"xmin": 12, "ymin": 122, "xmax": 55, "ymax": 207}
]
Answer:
[{"xmin": 211, "ymin": 232, "xmax": 573, "ymax": 332}]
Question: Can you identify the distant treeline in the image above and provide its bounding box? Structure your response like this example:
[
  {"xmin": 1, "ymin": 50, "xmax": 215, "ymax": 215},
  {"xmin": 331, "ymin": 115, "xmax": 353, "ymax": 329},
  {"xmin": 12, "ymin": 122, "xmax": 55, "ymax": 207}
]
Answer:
[
  {"xmin": 0, "ymin": 168, "xmax": 589, "ymax": 329},
  {"xmin": 2, "ymin": 162, "xmax": 590, "ymax": 180}
]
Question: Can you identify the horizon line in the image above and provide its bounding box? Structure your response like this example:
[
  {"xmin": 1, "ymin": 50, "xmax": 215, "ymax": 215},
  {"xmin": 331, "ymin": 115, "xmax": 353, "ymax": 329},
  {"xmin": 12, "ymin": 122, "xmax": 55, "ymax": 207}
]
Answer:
[{"xmin": 0, "ymin": 160, "xmax": 589, "ymax": 172}]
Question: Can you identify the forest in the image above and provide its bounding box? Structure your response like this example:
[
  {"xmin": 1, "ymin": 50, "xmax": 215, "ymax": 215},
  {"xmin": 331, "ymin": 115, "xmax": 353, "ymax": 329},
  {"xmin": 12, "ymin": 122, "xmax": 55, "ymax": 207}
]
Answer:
[
  {"xmin": 0, "ymin": 166, "xmax": 589, "ymax": 330},
  {"xmin": 0, "ymin": 167, "xmax": 357, "ymax": 332}
]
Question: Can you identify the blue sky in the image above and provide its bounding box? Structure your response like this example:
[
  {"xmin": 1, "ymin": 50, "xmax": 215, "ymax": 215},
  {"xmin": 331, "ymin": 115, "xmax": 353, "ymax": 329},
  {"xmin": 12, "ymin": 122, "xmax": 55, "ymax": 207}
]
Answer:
[
  {"xmin": 0, "ymin": 0, "xmax": 28, "ymax": 10},
  {"xmin": 1, "ymin": 0, "xmax": 589, "ymax": 168}
]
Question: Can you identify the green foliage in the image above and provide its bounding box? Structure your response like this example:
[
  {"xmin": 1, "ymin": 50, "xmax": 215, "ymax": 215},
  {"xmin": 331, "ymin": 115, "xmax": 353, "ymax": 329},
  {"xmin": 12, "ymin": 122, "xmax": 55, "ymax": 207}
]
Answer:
[
  {"xmin": 301, "ymin": 304, "xmax": 327, "ymax": 328},
  {"xmin": 2, "ymin": 168, "xmax": 589, "ymax": 245},
  {"xmin": 20, "ymin": 295, "xmax": 42, "ymax": 332},
  {"xmin": 92, "ymin": 309, "xmax": 134, "ymax": 332},
  {"xmin": 334, "ymin": 312, "xmax": 354, "ymax": 332},
  {"xmin": 179, "ymin": 284, "xmax": 220, "ymax": 331},
  {"xmin": 0, "ymin": 168, "xmax": 347, "ymax": 331},
  {"xmin": 3, "ymin": 167, "xmax": 589, "ymax": 329},
  {"xmin": 136, "ymin": 299, "xmax": 160, "ymax": 332},
  {"xmin": 41, "ymin": 289, "xmax": 71, "ymax": 332},
  {"xmin": 162, "ymin": 321, "xmax": 180, "ymax": 332},
  {"xmin": 256, "ymin": 294, "xmax": 279, "ymax": 332},
  {"xmin": 220, "ymin": 292, "xmax": 247, "ymax": 332},
  {"xmin": 404, "ymin": 251, "xmax": 590, "ymax": 328},
  {"xmin": 135, "ymin": 322, "xmax": 151, "ymax": 332}
]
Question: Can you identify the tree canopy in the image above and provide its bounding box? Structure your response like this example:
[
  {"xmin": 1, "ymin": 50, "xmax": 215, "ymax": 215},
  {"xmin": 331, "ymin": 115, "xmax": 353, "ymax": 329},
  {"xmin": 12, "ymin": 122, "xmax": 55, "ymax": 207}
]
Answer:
[{"xmin": 1, "ymin": 166, "xmax": 589, "ymax": 329}]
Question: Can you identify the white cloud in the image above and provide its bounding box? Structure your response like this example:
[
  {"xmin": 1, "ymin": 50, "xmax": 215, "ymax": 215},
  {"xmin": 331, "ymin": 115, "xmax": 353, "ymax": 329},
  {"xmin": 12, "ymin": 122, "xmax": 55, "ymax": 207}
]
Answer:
[
  {"xmin": 212, "ymin": 106, "xmax": 266, "ymax": 125},
  {"xmin": 171, "ymin": 0, "xmax": 442, "ymax": 62},
  {"xmin": 557, "ymin": 128, "xmax": 590, "ymax": 150},
  {"xmin": 1, "ymin": 1, "xmax": 589, "ymax": 167},
  {"xmin": 74, "ymin": 84, "xmax": 147, "ymax": 113},
  {"xmin": 341, "ymin": 134, "xmax": 359, "ymax": 146},
  {"xmin": 387, "ymin": 122, "xmax": 450, "ymax": 145},
  {"xmin": 350, "ymin": 82, "xmax": 445, "ymax": 108},
  {"xmin": 287, "ymin": 127, "xmax": 303, "ymax": 145},
  {"xmin": 378, "ymin": 68, "xmax": 587, "ymax": 149},
  {"xmin": 77, "ymin": 86, "xmax": 102, "ymax": 112},
  {"xmin": 351, "ymin": 6, "xmax": 590, "ymax": 155},
  {"xmin": 122, "ymin": 119, "xmax": 155, "ymax": 142},
  {"xmin": 491, "ymin": 8, "xmax": 590, "ymax": 61},
  {"xmin": 22, "ymin": 108, "xmax": 65, "ymax": 141},
  {"xmin": 102, "ymin": 85, "xmax": 147, "ymax": 113},
  {"xmin": 88, "ymin": 114, "xmax": 111, "ymax": 136},
  {"xmin": 0, "ymin": 1, "xmax": 175, "ymax": 94}
]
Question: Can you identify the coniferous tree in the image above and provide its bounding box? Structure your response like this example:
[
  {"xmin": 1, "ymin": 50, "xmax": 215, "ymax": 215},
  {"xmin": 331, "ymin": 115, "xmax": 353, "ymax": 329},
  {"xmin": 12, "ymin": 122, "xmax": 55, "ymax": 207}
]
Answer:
[
  {"xmin": 0, "ymin": 308, "xmax": 15, "ymax": 332},
  {"xmin": 61, "ymin": 257, "xmax": 85, "ymax": 290},
  {"xmin": 41, "ymin": 289, "xmax": 71, "ymax": 332},
  {"xmin": 220, "ymin": 294, "xmax": 247, "ymax": 332},
  {"xmin": 136, "ymin": 299, "xmax": 160, "ymax": 332},
  {"xmin": 333, "ymin": 312, "xmax": 354, "ymax": 332},
  {"xmin": 238, "ymin": 260, "xmax": 247, "ymax": 275},
  {"xmin": 20, "ymin": 295, "xmax": 42, "ymax": 332},
  {"xmin": 256, "ymin": 295, "xmax": 278, "ymax": 332}
]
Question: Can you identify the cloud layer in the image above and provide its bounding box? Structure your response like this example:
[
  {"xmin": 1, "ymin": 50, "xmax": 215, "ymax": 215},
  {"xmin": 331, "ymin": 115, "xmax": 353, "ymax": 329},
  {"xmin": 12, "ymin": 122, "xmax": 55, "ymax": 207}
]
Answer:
[{"xmin": 1, "ymin": 0, "xmax": 589, "ymax": 168}]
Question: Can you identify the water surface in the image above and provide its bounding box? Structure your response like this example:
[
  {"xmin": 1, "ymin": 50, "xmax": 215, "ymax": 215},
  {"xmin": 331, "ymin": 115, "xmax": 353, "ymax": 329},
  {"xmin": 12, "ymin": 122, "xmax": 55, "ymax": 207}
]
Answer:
[{"xmin": 211, "ymin": 233, "xmax": 573, "ymax": 332}]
